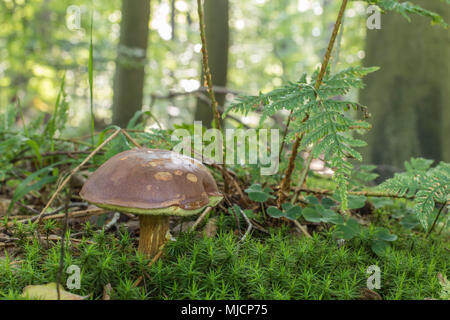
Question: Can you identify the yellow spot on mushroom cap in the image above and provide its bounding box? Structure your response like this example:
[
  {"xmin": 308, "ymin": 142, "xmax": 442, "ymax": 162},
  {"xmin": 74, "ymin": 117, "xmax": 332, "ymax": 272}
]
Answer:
[
  {"xmin": 174, "ymin": 170, "xmax": 183, "ymax": 176},
  {"xmin": 186, "ymin": 173, "xmax": 198, "ymax": 183},
  {"xmin": 154, "ymin": 172, "xmax": 173, "ymax": 181}
]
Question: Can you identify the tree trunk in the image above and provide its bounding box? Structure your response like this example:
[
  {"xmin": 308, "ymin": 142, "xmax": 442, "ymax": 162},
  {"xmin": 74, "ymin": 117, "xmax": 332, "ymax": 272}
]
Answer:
[
  {"xmin": 112, "ymin": 0, "xmax": 151, "ymax": 128},
  {"xmin": 360, "ymin": 0, "xmax": 450, "ymax": 174},
  {"xmin": 195, "ymin": 0, "xmax": 229, "ymax": 128}
]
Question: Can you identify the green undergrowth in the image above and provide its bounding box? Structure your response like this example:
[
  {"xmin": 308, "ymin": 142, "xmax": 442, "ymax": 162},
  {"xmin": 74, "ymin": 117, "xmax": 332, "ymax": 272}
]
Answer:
[{"xmin": 0, "ymin": 212, "xmax": 448, "ymax": 300}]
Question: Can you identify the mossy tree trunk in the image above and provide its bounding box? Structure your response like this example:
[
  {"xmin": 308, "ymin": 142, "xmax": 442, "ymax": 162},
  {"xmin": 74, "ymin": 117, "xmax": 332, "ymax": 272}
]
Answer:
[
  {"xmin": 112, "ymin": 0, "xmax": 151, "ymax": 128},
  {"xmin": 360, "ymin": 0, "xmax": 450, "ymax": 174},
  {"xmin": 195, "ymin": 0, "xmax": 229, "ymax": 128}
]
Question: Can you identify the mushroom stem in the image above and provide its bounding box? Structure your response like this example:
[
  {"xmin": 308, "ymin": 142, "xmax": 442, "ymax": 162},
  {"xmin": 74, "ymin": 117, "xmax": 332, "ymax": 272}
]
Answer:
[{"xmin": 138, "ymin": 215, "xmax": 170, "ymax": 257}]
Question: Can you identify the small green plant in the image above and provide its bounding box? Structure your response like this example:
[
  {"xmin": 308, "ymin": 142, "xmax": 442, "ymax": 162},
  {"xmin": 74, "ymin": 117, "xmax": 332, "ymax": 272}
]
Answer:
[
  {"xmin": 379, "ymin": 158, "xmax": 449, "ymax": 230},
  {"xmin": 227, "ymin": 66, "xmax": 377, "ymax": 209},
  {"xmin": 267, "ymin": 203, "xmax": 302, "ymax": 221},
  {"xmin": 244, "ymin": 183, "xmax": 275, "ymax": 217},
  {"xmin": 244, "ymin": 184, "xmax": 275, "ymax": 203}
]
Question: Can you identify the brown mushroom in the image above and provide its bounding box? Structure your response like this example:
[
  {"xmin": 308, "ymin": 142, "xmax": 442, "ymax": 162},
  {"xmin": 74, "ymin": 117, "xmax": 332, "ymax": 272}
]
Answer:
[{"xmin": 80, "ymin": 148, "xmax": 223, "ymax": 257}]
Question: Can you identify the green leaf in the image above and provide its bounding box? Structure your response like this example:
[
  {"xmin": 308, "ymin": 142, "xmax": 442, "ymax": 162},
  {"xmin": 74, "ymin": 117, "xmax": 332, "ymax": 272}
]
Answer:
[
  {"xmin": 374, "ymin": 227, "xmax": 398, "ymax": 242},
  {"xmin": 333, "ymin": 194, "xmax": 367, "ymax": 209},
  {"xmin": 321, "ymin": 209, "xmax": 344, "ymax": 225},
  {"xmin": 25, "ymin": 139, "xmax": 42, "ymax": 166},
  {"xmin": 305, "ymin": 195, "xmax": 320, "ymax": 205},
  {"xmin": 335, "ymin": 218, "xmax": 361, "ymax": 240},
  {"xmin": 7, "ymin": 160, "xmax": 69, "ymax": 213},
  {"xmin": 281, "ymin": 203, "xmax": 294, "ymax": 211},
  {"xmin": 321, "ymin": 197, "xmax": 336, "ymax": 209},
  {"xmin": 245, "ymin": 184, "xmax": 275, "ymax": 203},
  {"xmin": 302, "ymin": 207, "xmax": 322, "ymax": 223},
  {"xmin": 284, "ymin": 206, "xmax": 302, "ymax": 220},
  {"xmin": 267, "ymin": 207, "xmax": 284, "ymax": 218},
  {"xmin": 371, "ymin": 240, "xmax": 390, "ymax": 257},
  {"xmin": 399, "ymin": 215, "xmax": 420, "ymax": 229},
  {"xmin": 370, "ymin": 197, "xmax": 394, "ymax": 209}
]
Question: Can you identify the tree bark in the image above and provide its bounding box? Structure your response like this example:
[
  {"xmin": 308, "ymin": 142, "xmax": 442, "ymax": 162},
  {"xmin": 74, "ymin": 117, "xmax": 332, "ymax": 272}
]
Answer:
[
  {"xmin": 195, "ymin": 0, "xmax": 229, "ymax": 128},
  {"xmin": 112, "ymin": 0, "xmax": 151, "ymax": 128},
  {"xmin": 360, "ymin": 0, "xmax": 450, "ymax": 174}
]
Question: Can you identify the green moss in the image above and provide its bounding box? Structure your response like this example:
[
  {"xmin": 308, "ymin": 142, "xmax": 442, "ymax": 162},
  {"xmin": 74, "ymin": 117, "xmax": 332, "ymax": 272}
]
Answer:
[{"xmin": 0, "ymin": 212, "xmax": 448, "ymax": 300}]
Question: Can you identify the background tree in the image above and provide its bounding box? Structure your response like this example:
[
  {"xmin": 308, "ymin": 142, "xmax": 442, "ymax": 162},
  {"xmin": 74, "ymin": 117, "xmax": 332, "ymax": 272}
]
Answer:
[
  {"xmin": 195, "ymin": 0, "xmax": 229, "ymax": 127},
  {"xmin": 112, "ymin": 0, "xmax": 151, "ymax": 127},
  {"xmin": 360, "ymin": 0, "xmax": 450, "ymax": 175}
]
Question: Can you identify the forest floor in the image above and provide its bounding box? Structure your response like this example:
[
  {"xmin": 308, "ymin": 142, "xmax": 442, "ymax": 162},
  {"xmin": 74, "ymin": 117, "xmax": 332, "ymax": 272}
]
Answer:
[
  {"xmin": 0, "ymin": 120, "xmax": 448, "ymax": 300},
  {"xmin": 0, "ymin": 206, "xmax": 448, "ymax": 300}
]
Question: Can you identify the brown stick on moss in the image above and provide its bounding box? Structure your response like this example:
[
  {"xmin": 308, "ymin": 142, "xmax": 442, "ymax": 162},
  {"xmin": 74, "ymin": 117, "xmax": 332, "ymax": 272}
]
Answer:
[{"xmin": 138, "ymin": 215, "xmax": 170, "ymax": 257}]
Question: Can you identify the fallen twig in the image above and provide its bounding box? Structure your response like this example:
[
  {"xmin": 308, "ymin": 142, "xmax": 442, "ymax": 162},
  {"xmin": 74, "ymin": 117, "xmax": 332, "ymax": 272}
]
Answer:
[
  {"xmin": 190, "ymin": 207, "xmax": 212, "ymax": 231},
  {"xmin": 36, "ymin": 128, "xmax": 121, "ymax": 224},
  {"xmin": 121, "ymin": 129, "xmax": 142, "ymax": 148},
  {"xmin": 133, "ymin": 249, "xmax": 164, "ymax": 287},
  {"xmin": 292, "ymin": 219, "xmax": 311, "ymax": 238},
  {"xmin": 238, "ymin": 207, "xmax": 253, "ymax": 242},
  {"xmin": 2, "ymin": 208, "xmax": 108, "ymax": 229},
  {"xmin": 15, "ymin": 202, "xmax": 88, "ymax": 223},
  {"xmin": 292, "ymin": 186, "xmax": 449, "ymax": 205}
]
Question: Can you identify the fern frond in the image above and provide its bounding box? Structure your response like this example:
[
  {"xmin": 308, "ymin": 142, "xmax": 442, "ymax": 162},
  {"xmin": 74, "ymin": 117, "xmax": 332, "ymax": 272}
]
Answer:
[
  {"xmin": 362, "ymin": 0, "xmax": 448, "ymax": 27},
  {"xmin": 379, "ymin": 159, "xmax": 450, "ymax": 229}
]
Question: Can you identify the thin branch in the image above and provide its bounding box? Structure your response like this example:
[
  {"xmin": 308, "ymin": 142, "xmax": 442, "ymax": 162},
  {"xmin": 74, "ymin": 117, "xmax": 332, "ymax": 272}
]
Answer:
[
  {"xmin": 291, "ymin": 152, "xmax": 314, "ymax": 204},
  {"xmin": 35, "ymin": 128, "xmax": 121, "ymax": 224},
  {"xmin": 190, "ymin": 207, "xmax": 213, "ymax": 231},
  {"xmin": 196, "ymin": 0, "xmax": 229, "ymax": 192},
  {"xmin": 238, "ymin": 207, "xmax": 253, "ymax": 242},
  {"xmin": 426, "ymin": 203, "xmax": 447, "ymax": 238},
  {"xmin": 292, "ymin": 219, "xmax": 311, "ymax": 238},
  {"xmin": 277, "ymin": 0, "xmax": 348, "ymax": 205},
  {"xmin": 16, "ymin": 202, "xmax": 88, "ymax": 223},
  {"xmin": 56, "ymin": 192, "xmax": 70, "ymax": 300},
  {"xmin": 291, "ymin": 187, "xmax": 449, "ymax": 205},
  {"xmin": 150, "ymin": 86, "xmax": 240, "ymax": 100},
  {"xmin": 121, "ymin": 129, "xmax": 142, "ymax": 148}
]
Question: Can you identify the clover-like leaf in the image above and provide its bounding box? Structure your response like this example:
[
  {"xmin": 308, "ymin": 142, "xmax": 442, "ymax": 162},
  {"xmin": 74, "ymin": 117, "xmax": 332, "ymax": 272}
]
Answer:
[
  {"xmin": 320, "ymin": 209, "xmax": 344, "ymax": 225},
  {"xmin": 305, "ymin": 195, "xmax": 320, "ymax": 205},
  {"xmin": 371, "ymin": 240, "xmax": 391, "ymax": 257},
  {"xmin": 374, "ymin": 227, "xmax": 398, "ymax": 242},
  {"xmin": 321, "ymin": 197, "xmax": 336, "ymax": 209},
  {"xmin": 281, "ymin": 202, "xmax": 294, "ymax": 211},
  {"xmin": 267, "ymin": 206, "xmax": 284, "ymax": 218},
  {"xmin": 267, "ymin": 204, "xmax": 302, "ymax": 220},
  {"xmin": 284, "ymin": 206, "xmax": 302, "ymax": 220},
  {"xmin": 245, "ymin": 184, "xmax": 275, "ymax": 203},
  {"xmin": 335, "ymin": 218, "xmax": 361, "ymax": 240},
  {"xmin": 333, "ymin": 194, "xmax": 367, "ymax": 209},
  {"xmin": 302, "ymin": 207, "xmax": 322, "ymax": 223}
]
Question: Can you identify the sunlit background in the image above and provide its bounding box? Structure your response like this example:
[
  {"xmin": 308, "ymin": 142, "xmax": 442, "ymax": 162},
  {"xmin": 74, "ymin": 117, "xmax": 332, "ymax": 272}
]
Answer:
[{"xmin": 0, "ymin": 0, "xmax": 367, "ymax": 133}]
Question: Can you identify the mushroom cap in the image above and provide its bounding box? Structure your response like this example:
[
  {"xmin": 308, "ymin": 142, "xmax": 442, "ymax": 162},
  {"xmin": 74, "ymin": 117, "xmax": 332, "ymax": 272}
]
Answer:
[{"xmin": 80, "ymin": 148, "xmax": 222, "ymax": 216}]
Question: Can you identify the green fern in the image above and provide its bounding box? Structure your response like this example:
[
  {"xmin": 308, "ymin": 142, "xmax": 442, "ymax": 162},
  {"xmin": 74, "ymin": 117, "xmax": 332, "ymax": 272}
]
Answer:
[
  {"xmin": 379, "ymin": 158, "xmax": 450, "ymax": 229},
  {"xmin": 225, "ymin": 66, "xmax": 378, "ymax": 209},
  {"xmin": 362, "ymin": 0, "xmax": 448, "ymax": 27}
]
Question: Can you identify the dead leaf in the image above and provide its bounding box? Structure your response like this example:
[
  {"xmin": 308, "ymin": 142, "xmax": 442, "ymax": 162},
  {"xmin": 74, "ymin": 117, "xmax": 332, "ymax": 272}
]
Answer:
[
  {"xmin": 0, "ymin": 198, "xmax": 11, "ymax": 216},
  {"xmin": 359, "ymin": 288, "xmax": 382, "ymax": 300},
  {"xmin": 102, "ymin": 283, "xmax": 112, "ymax": 300},
  {"xmin": 203, "ymin": 217, "xmax": 218, "ymax": 237},
  {"xmin": 22, "ymin": 283, "xmax": 86, "ymax": 300}
]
